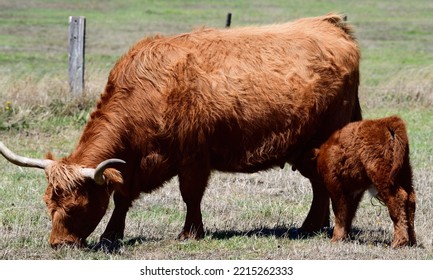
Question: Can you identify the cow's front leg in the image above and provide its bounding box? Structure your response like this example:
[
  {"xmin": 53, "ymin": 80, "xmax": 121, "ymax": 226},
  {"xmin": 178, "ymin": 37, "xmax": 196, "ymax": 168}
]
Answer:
[
  {"xmin": 301, "ymin": 179, "xmax": 330, "ymax": 232},
  {"xmin": 100, "ymin": 191, "xmax": 132, "ymax": 243},
  {"xmin": 177, "ymin": 160, "xmax": 210, "ymax": 241}
]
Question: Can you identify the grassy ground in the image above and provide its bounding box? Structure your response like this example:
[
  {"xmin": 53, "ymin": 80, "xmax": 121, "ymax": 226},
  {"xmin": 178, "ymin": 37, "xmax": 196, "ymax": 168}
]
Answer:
[{"xmin": 0, "ymin": 0, "xmax": 432, "ymax": 259}]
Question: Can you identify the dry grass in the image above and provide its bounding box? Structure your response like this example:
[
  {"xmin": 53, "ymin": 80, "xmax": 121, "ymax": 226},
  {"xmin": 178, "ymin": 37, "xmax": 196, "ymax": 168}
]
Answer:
[
  {"xmin": 1, "ymin": 0, "xmax": 433, "ymax": 260},
  {"xmin": 360, "ymin": 65, "xmax": 433, "ymax": 108},
  {"xmin": 0, "ymin": 97, "xmax": 432, "ymax": 260},
  {"xmin": 1, "ymin": 162, "xmax": 432, "ymax": 259}
]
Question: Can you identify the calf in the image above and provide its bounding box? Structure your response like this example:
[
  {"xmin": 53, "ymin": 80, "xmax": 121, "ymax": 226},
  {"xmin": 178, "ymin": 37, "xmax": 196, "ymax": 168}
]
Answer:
[{"xmin": 293, "ymin": 115, "xmax": 416, "ymax": 248}]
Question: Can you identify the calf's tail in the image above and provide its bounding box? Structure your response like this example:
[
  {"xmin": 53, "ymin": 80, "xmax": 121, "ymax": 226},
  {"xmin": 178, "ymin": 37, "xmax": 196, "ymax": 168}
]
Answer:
[{"xmin": 387, "ymin": 116, "xmax": 410, "ymax": 184}]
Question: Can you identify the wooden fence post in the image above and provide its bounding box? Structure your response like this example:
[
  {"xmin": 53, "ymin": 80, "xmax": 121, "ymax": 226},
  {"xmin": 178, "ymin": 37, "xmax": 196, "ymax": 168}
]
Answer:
[
  {"xmin": 225, "ymin": 13, "xmax": 232, "ymax": 28},
  {"xmin": 68, "ymin": 16, "xmax": 86, "ymax": 96}
]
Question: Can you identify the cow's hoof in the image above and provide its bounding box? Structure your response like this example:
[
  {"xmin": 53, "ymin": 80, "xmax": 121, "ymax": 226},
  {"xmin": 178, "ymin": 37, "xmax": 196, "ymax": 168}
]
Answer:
[
  {"xmin": 300, "ymin": 218, "xmax": 330, "ymax": 233},
  {"xmin": 92, "ymin": 238, "xmax": 123, "ymax": 253},
  {"xmin": 177, "ymin": 229, "xmax": 205, "ymax": 241}
]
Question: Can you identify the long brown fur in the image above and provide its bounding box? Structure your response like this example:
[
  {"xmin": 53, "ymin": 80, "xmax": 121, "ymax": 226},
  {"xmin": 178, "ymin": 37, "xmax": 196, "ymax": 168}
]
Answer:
[
  {"xmin": 35, "ymin": 14, "xmax": 361, "ymax": 247},
  {"xmin": 294, "ymin": 116, "xmax": 416, "ymax": 248}
]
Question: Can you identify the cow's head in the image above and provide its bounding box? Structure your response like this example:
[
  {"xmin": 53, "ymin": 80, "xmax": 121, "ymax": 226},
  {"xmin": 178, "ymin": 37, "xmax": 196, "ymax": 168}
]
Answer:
[{"xmin": 0, "ymin": 141, "xmax": 124, "ymax": 248}]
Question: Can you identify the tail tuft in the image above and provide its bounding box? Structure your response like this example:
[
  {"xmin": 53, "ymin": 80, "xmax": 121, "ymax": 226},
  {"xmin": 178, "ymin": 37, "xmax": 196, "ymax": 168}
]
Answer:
[
  {"xmin": 387, "ymin": 116, "xmax": 409, "ymax": 184},
  {"xmin": 322, "ymin": 13, "xmax": 357, "ymax": 40}
]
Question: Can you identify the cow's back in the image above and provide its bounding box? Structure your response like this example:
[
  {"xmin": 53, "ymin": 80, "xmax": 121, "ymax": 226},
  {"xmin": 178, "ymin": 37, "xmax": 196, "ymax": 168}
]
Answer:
[{"xmin": 103, "ymin": 14, "xmax": 361, "ymax": 172}]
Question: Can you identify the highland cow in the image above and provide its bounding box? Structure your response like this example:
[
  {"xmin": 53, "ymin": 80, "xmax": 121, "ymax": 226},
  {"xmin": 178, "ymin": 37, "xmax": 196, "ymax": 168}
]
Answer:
[{"xmin": 0, "ymin": 14, "xmax": 361, "ymax": 248}]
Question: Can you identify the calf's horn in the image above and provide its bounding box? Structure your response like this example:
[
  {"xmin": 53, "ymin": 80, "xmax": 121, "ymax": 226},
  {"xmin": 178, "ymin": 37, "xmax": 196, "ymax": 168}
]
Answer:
[
  {"xmin": 0, "ymin": 141, "xmax": 53, "ymax": 169},
  {"xmin": 80, "ymin": 158, "xmax": 126, "ymax": 185}
]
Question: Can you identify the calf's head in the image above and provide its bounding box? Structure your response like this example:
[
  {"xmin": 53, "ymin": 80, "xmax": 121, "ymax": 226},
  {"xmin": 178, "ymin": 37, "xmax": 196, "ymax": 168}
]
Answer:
[
  {"xmin": 292, "ymin": 148, "xmax": 321, "ymax": 181},
  {"xmin": 0, "ymin": 141, "xmax": 124, "ymax": 248}
]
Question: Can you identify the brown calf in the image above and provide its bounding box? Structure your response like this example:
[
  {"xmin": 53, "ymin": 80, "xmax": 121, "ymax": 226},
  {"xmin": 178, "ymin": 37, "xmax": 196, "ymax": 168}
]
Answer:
[{"xmin": 293, "ymin": 116, "xmax": 416, "ymax": 248}]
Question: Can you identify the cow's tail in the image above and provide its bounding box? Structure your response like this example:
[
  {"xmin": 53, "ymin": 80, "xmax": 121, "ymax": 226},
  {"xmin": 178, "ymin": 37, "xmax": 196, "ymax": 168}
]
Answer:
[
  {"xmin": 321, "ymin": 13, "xmax": 357, "ymax": 40},
  {"xmin": 350, "ymin": 70, "xmax": 362, "ymax": 122},
  {"xmin": 388, "ymin": 116, "xmax": 410, "ymax": 184},
  {"xmin": 325, "ymin": 12, "xmax": 362, "ymax": 123}
]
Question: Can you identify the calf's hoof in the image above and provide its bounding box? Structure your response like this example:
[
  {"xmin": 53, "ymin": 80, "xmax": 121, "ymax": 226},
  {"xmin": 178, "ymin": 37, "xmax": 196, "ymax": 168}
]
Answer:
[
  {"xmin": 331, "ymin": 228, "xmax": 349, "ymax": 243},
  {"xmin": 391, "ymin": 236, "xmax": 412, "ymax": 248}
]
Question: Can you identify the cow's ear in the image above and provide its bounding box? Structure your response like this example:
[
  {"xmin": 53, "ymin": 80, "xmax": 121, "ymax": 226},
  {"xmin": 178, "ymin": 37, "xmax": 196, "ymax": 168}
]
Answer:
[
  {"xmin": 103, "ymin": 168, "xmax": 124, "ymax": 185},
  {"xmin": 45, "ymin": 152, "xmax": 55, "ymax": 160},
  {"xmin": 312, "ymin": 148, "xmax": 320, "ymax": 159}
]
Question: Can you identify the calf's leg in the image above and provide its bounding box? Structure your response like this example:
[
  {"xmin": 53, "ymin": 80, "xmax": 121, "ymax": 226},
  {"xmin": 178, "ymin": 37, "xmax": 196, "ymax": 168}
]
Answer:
[
  {"xmin": 380, "ymin": 185, "xmax": 414, "ymax": 248},
  {"xmin": 329, "ymin": 185, "xmax": 364, "ymax": 242},
  {"xmin": 399, "ymin": 166, "xmax": 417, "ymax": 246},
  {"xmin": 378, "ymin": 187, "xmax": 414, "ymax": 248},
  {"xmin": 406, "ymin": 187, "xmax": 417, "ymax": 246}
]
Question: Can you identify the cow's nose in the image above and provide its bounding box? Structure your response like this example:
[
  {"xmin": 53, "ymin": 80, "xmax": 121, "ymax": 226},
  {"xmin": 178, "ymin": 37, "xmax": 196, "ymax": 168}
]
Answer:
[{"xmin": 50, "ymin": 238, "xmax": 85, "ymax": 249}]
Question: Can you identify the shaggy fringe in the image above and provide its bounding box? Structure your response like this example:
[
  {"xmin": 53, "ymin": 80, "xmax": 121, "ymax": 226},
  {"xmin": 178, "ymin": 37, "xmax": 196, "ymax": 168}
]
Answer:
[{"xmin": 45, "ymin": 161, "xmax": 85, "ymax": 195}]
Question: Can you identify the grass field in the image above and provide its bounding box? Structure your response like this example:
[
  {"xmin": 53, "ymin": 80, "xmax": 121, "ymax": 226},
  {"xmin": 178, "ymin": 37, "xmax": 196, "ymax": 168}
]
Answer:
[{"xmin": 0, "ymin": 0, "xmax": 432, "ymax": 260}]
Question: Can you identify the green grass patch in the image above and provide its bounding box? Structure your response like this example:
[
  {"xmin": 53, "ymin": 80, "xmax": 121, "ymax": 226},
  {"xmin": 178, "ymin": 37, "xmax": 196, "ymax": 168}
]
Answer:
[
  {"xmin": 0, "ymin": 0, "xmax": 432, "ymax": 260},
  {"xmin": 363, "ymin": 107, "xmax": 433, "ymax": 169}
]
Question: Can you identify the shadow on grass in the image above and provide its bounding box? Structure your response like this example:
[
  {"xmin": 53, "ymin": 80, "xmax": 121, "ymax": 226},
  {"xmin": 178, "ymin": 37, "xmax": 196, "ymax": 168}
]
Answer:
[
  {"xmin": 85, "ymin": 226, "xmax": 333, "ymax": 254},
  {"xmin": 85, "ymin": 226, "xmax": 400, "ymax": 254},
  {"xmin": 348, "ymin": 227, "xmax": 393, "ymax": 247},
  {"xmin": 86, "ymin": 236, "xmax": 160, "ymax": 254},
  {"xmin": 209, "ymin": 226, "xmax": 333, "ymax": 240}
]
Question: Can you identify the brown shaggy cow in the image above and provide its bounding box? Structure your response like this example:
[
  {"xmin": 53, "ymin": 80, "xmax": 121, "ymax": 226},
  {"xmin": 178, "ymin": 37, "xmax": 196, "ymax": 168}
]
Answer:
[
  {"xmin": 293, "ymin": 116, "xmax": 416, "ymax": 248},
  {"xmin": 0, "ymin": 14, "xmax": 361, "ymax": 248}
]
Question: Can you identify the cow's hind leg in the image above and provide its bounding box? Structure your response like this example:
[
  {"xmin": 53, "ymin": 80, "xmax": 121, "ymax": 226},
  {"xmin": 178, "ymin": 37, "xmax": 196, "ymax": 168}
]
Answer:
[
  {"xmin": 301, "ymin": 180, "xmax": 330, "ymax": 232},
  {"xmin": 177, "ymin": 159, "xmax": 210, "ymax": 241}
]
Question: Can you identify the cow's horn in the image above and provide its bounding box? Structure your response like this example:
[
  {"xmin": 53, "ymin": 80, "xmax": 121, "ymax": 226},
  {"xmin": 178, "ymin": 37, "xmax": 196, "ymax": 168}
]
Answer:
[
  {"xmin": 81, "ymin": 158, "xmax": 126, "ymax": 185},
  {"xmin": 0, "ymin": 141, "xmax": 53, "ymax": 169}
]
